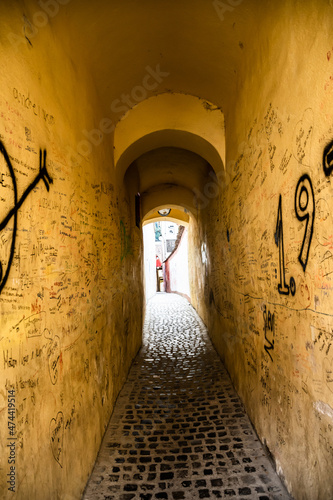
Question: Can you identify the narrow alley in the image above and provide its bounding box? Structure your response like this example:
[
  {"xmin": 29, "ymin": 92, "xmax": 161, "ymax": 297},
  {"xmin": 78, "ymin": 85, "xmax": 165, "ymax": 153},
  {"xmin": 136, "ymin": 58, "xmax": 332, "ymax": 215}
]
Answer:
[
  {"xmin": 84, "ymin": 294, "xmax": 291, "ymax": 500},
  {"xmin": 2, "ymin": 3, "xmax": 333, "ymax": 499}
]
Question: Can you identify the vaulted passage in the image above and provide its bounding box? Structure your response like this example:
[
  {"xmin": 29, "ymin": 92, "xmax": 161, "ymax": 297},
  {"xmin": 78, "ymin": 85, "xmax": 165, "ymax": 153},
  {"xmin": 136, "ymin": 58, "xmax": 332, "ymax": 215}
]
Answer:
[
  {"xmin": 84, "ymin": 294, "xmax": 290, "ymax": 500},
  {"xmin": 0, "ymin": 2, "xmax": 333, "ymax": 500}
]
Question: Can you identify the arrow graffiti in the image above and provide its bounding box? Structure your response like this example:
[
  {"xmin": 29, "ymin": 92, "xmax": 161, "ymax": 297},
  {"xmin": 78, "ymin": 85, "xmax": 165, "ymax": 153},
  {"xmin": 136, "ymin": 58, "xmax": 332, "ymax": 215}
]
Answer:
[{"xmin": 0, "ymin": 141, "xmax": 53, "ymax": 293}]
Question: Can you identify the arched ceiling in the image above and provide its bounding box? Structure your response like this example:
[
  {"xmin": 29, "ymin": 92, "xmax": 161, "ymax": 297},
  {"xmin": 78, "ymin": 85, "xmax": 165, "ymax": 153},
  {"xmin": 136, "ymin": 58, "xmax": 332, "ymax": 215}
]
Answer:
[
  {"xmin": 51, "ymin": 0, "xmax": 275, "ymax": 122},
  {"xmin": 27, "ymin": 0, "xmax": 287, "ymax": 224},
  {"xmin": 127, "ymin": 146, "xmax": 213, "ymax": 221},
  {"xmin": 113, "ymin": 93, "xmax": 225, "ymax": 183},
  {"xmin": 116, "ymin": 94, "xmax": 223, "ymax": 225},
  {"xmin": 136, "ymin": 147, "xmax": 211, "ymax": 194},
  {"xmin": 143, "ymin": 207, "xmax": 190, "ymax": 226},
  {"xmin": 141, "ymin": 183, "xmax": 197, "ymax": 220}
]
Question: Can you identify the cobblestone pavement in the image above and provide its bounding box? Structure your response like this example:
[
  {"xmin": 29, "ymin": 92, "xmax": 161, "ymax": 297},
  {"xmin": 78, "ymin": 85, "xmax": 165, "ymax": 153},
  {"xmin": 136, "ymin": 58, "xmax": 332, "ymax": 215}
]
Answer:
[{"xmin": 84, "ymin": 293, "xmax": 291, "ymax": 500}]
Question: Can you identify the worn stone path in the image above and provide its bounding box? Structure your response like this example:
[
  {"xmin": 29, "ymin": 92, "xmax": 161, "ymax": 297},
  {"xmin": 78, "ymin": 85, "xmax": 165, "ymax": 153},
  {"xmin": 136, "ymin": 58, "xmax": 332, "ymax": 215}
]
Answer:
[{"xmin": 83, "ymin": 293, "xmax": 291, "ymax": 500}]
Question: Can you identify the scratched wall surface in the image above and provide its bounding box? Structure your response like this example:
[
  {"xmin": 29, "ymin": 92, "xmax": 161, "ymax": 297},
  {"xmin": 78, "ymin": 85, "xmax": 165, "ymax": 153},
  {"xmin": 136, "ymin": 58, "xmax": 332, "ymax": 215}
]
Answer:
[
  {"xmin": 188, "ymin": 5, "xmax": 333, "ymax": 500},
  {"xmin": 0, "ymin": 5, "xmax": 142, "ymax": 499}
]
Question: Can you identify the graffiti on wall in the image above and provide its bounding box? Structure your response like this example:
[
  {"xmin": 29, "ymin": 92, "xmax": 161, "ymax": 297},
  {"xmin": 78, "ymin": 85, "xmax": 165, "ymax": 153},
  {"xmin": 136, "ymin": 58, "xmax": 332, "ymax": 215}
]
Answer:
[
  {"xmin": 275, "ymin": 195, "xmax": 296, "ymax": 295},
  {"xmin": 274, "ymin": 174, "xmax": 314, "ymax": 294},
  {"xmin": 273, "ymin": 132, "xmax": 333, "ymax": 294},
  {"xmin": 120, "ymin": 220, "xmax": 132, "ymax": 261},
  {"xmin": 263, "ymin": 304, "xmax": 275, "ymax": 362},
  {"xmin": 44, "ymin": 328, "xmax": 61, "ymax": 385},
  {"xmin": 323, "ymin": 139, "xmax": 333, "ymax": 177},
  {"xmin": 295, "ymin": 174, "xmax": 315, "ymax": 271},
  {"xmin": 0, "ymin": 141, "xmax": 52, "ymax": 294},
  {"xmin": 49, "ymin": 411, "xmax": 64, "ymax": 468}
]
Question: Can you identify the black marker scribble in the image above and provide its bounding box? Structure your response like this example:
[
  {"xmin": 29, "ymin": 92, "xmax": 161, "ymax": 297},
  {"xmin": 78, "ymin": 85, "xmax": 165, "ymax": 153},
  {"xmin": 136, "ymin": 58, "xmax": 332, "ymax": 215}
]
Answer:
[
  {"xmin": 274, "ymin": 195, "xmax": 296, "ymax": 296},
  {"xmin": 323, "ymin": 140, "xmax": 333, "ymax": 177},
  {"xmin": 0, "ymin": 142, "xmax": 52, "ymax": 293},
  {"xmin": 295, "ymin": 174, "xmax": 315, "ymax": 272},
  {"xmin": 263, "ymin": 305, "xmax": 275, "ymax": 362}
]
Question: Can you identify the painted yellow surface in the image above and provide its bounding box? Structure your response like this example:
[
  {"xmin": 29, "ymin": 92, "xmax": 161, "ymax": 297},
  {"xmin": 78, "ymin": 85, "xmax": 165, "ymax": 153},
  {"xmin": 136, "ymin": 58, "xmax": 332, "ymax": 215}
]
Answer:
[
  {"xmin": 0, "ymin": 3, "xmax": 143, "ymax": 499},
  {"xmin": 143, "ymin": 208, "xmax": 189, "ymax": 226},
  {"xmin": 114, "ymin": 94, "xmax": 225, "ymax": 183},
  {"xmin": 187, "ymin": 4, "xmax": 333, "ymax": 499},
  {"xmin": 135, "ymin": 146, "xmax": 212, "ymax": 220},
  {"xmin": 0, "ymin": 1, "xmax": 333, "ymax": 499}
]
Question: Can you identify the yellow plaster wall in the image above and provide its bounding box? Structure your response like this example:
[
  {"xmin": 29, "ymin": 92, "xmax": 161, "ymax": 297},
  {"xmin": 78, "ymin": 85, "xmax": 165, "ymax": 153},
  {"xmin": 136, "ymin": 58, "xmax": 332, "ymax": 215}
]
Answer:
[
  {"xmin": 0, "ymin": 3, "xmax": 142, "ymax": 499},
  {"xmin": 2, "ymin": 2, "xmax": 333, "ymax": 499},
  {"xmin": 143, "ymin": 208, "xmax": 189, "ymax": 227},
  {"xmin": 188, "ymin": 3, "xmax": 333, "ymax": 499},
  {"xmin": 113, "ymin": 93, "xmax": 225, "ymax": 183}
]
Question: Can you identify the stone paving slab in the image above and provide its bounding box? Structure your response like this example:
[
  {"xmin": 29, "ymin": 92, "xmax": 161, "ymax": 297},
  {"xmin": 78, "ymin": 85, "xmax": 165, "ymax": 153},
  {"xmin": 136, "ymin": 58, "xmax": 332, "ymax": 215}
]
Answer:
[{"xmin": 83, "ymin": 293, "xmax": 292, "ymax": 500}]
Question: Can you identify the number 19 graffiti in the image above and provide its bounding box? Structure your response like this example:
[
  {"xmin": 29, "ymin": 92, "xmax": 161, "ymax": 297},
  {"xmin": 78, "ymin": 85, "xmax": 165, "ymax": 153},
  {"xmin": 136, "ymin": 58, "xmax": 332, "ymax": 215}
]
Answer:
[
  {"xmin": 295, "ymin": 174, "xmax": 315, "ymax": 271},
  {"xmin": 274, "ymin": 174, "xmax": 314, "ymax": 296}
]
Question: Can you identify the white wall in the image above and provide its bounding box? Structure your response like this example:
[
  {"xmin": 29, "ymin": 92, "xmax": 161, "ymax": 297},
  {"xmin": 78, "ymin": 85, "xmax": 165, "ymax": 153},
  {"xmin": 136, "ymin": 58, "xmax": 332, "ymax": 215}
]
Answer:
[
  {"xmin": 143, "ymin": 223, "xmax": 157, "ymax": 301},
  {"xmin": 165, "ymin": 228, "xmax": 190, "ymax": 299}
]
